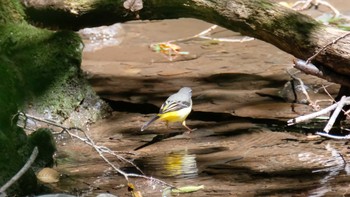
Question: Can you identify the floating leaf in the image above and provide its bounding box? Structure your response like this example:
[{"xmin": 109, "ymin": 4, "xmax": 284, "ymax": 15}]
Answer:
[
  {"xmin": 149, "ymin": 42, "xmax": 189, "ymax": 61},
  {"xmin": 171, "ymin": 185, "xmax": 204, "ymax": 194},
  {"xmin": 123, "ymin": 0, "xmax": 143, "ymax": 12}
]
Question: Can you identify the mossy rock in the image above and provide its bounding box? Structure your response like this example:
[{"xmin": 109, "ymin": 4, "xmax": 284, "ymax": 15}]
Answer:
[
  {"xmin": 0, "ymin": 21, "xmax": 109, "ymax": 196},
  {"xmin": 0, "ymin": 127, "xmax": 37, "ymax": 196}
]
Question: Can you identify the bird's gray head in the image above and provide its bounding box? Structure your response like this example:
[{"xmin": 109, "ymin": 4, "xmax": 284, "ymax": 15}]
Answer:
[{"xmin": 178, "ymin": 87, "xmax": 192, "ymax": 96}]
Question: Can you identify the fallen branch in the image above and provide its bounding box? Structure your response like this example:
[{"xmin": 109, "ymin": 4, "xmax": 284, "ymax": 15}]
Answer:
[
  {"xmin": 287, "ymin": 96, "xmax": 350, "ymax": 126},
  {"xmin": 16, "ymin": 112, "xmax": 175, "ymax": 189},
  {"xmin": 324, "ymin": 96, "xmax": 347, "ymax": 133},
  {"xmin": 290, "ymin": 30, "xmax": 350, "ymax": 139},
  {"xmin": 316, "ymin": 131, "xmax": 350, "ymax": 140},
  {"xmin": 288, "ymin": 96, "xmax": 350, "ymax": 140},
  {"xmin": 164, "ymin": 25, "xmax": 254, "ymax": 44},
  {"xmin": 0, "ymin": 147, "xmax": 38, "ymax": 194}
]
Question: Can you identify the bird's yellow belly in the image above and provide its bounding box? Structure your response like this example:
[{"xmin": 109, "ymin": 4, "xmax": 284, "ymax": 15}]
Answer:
[{"xmin": 159, "ymin": 107, "xmax": 191, "ymax": 122}]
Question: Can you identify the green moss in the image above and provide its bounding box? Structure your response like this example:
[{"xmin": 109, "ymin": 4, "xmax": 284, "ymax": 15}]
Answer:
[
  {"xmin": 0, "ymin": 129, "xmax": 37, "ymax": 196},
  {"xmin": 0, "ymin": 21, "xmax": 86, "ymax": 195},
  {"xmin": 255, "ymin": 0, "xmax": 274, "ymax": 10},
  {"xmin": 0, "ymin": 23, "xmax": 88, "ymax": 119},
  {"xmin": 0, "ymin": 1, "xmax": 110, "ymax": 194},
  {"xmin": 255, "ymin": 8, "xmax": 321, "ymax": 48},
  {"xmin": 0, "ymin": 0, "xmax": 25, "ymax": 23},
  {"xmin": 26, "ymin": 128, "xmax": 56, "ymax": 168},
  {"xmin": 0, "ymin": 24, "xmax": 82, "ymax": 94},
  {"xmin": 0, "ymin": 1, "xmax": 100, "ymax": 195},
  {"xmin": 0, "ymin": 58, "xmax": 20, "ymax": 130}
]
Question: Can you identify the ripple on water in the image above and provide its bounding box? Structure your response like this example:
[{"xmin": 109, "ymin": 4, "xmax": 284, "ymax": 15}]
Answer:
[{"xmin": 298, "ymin": 143, "xmax": 348, "ymax": 197}]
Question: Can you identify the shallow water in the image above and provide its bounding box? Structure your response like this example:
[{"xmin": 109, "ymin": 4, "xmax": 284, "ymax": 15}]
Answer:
[{"xmin": 44, "ymin": 2, "xmax": 350, "ymax": 196}]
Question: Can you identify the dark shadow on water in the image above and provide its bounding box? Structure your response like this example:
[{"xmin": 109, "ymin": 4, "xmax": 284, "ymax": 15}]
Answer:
[
  {"xmin": 188, "ymin": 147, "xmax": 228, "ymax": 155},
  {"xmin": 103, "ymin": 98, "xmax": 287, "ymax": 124},
  {"xmin": 104, "ymin": 98, "xmax": 328, "ymax": 137},
  {"xmin": 134, "ymin": 131, "xmax": 184, "ymax": 151},
  {"xmin": 104, "ymin": 99, "xmax": 159, "ymax": 114},
  {"xmin": 207, "ymin": 128, "xmax": 258, "ymax": 137},
  {"xmin": 203, "ymin": 73, "xmax": 287, "ymax": 89}
]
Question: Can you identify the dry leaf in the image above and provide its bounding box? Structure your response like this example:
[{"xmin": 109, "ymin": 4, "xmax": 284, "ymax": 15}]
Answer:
[{"xmin": 36, "ymin": 167, "xmax": 60, "ymax": 183}]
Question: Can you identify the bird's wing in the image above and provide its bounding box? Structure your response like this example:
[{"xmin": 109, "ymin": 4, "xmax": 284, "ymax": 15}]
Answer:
[{"xmin": 159, "ymin": 100, "xmax": 191, "ymax": 114}]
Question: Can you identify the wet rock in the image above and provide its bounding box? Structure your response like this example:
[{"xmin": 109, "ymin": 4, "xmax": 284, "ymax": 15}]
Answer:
[{"xmin": 279, "ymin": 79, "xmax": 314, "ymax": 104}]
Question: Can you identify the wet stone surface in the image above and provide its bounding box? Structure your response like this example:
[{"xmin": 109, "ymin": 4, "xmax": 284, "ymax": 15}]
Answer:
[{"xmin": 46, "ymin": 5, "xmax": 350, "ymax": 196}]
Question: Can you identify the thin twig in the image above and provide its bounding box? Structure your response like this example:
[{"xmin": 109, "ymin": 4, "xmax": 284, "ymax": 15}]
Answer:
[
  {"xmin": 161, "ymin": 25, "xmax": 253, "ymax": 44},
  {"xmin": 0, "ymin": 147, "xmax": 38, "ymax": 193},
  {"xmin": 322, "ymin": 85, "xmax": 350, "ymax": 120},
  {"xmin": 197, "ymin": 35, "xmax": 254, "ymax": 43},
  {"xmin": 318, "ymin": 0, "xmax": 341, "ymax": 17},
  {"xmin": 16, "ymin": 112, "xmax": 174, "ymax": 188},
  {"xmin": 316, "ymin": 131, "xmax": 350, "ymax": 140},
  {"xmin": 306, "ymin": 32, "xmax": 350, "ymax": 64},
  {"xmin": 322, "ymin": 85, "xmax": 336, "ymax": 102},
  {"xmin": 292, "ymin": 0, "xmax": 341, "ymax": 17},
  {"xmin": 166, "ymin": 25, "xmax": 218, "ymax": 43},
  {"xmin": 287, "ymin": 101, "xmax": 337, "ymax": 125}
]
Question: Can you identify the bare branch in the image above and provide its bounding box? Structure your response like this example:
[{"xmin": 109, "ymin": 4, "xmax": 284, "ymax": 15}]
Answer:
[
  {"xmin": 16, "ymin": 112, "xmax": 175, "ymax": 189},
  {"xmin": 324, "ymin": 96, "xmax": 347, "ymax": 133},
  {"xmin": 316, "ymin": 131, "xmax": 350, "ymax": 140},
  {"xmin": 163, "ymin": 25, "xmax": 253, "ymax": 44},
  {"xmin": 0, "ymin": 147, "xmax": 38, "ymax": 194},
  {"xmin": 287, "ymin": 97, "xmax": 350, "ymax": 126}
]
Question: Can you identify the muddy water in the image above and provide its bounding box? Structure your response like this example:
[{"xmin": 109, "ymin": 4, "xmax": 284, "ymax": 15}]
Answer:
[{"xmin": 49, "ymin": 3, "xmax": 350, "ymax": 196}]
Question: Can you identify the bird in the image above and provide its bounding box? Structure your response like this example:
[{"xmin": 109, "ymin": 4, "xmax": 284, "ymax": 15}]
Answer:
[{"xmin": 141, "ymin": 87, "xmax": 193, "ymax": 132}]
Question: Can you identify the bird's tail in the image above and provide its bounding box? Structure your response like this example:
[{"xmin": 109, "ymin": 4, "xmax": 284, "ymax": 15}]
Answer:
[{"xmin": 141, "ymin": 116, "xmax": 160, "ymax": 131}]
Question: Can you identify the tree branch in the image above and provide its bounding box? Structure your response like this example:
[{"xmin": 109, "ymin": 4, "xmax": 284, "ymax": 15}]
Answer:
[
  {"xmin": 20, "ymin": 0, "xmax": 350, "ymax": 85},
  {"xmin": 0, "ymin": 147, "xmax": 38, "ymax": 194}
]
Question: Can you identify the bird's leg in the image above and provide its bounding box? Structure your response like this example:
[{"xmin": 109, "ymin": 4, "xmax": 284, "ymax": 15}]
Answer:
[
  {"xmin": 166, "ymin": 121, "xmax": 169, "ymax": 129},
  {"xmin": 182, "ymin": 121, "xmax": 194, "ymax": 133}
]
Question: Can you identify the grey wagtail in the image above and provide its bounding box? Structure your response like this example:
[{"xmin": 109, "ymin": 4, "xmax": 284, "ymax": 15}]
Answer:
[{"xmin": 141, "ymin": 87, "xmax": 193, "ymax": 132}]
